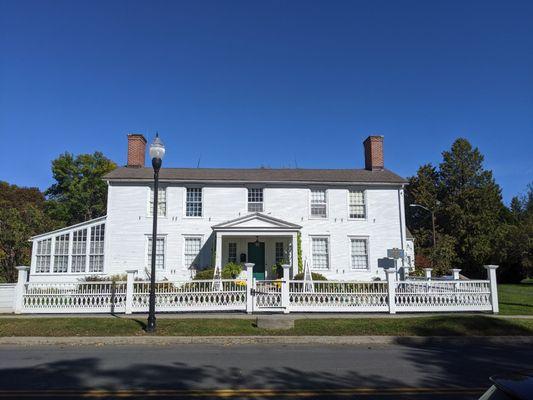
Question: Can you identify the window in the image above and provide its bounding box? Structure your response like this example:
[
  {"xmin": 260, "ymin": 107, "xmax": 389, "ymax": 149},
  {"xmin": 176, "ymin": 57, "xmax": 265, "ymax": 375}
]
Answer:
[
  {"xmin": 228, "ymin": 242, "xmax": 237, "ymax": 263},
  {"xmin": 311, "ymin": 237, "xmax": 329, "ymax": 270},
  {"xmin": 186, "ymin": 188, "xmax": 202, "ymax": 217},
  {"xmin": 35, "ymin": 238, "xmax": 52, "ymax": 273},
  {"xmin": 350, "ymin": 238, "xmax": 369, "ymax": 269},
  {"xmin": 53, "ymin": 234, "xmax": 69, "ymax": 273},
  {"xmin": 71, "ymin": 229, "xmax": 87, "ymax": 273},
  {"xmin": 147, "ymin": 237, "xmax": 165, "ymax": 271},
  {"xmin": 310, "ymin": 189, "xmax": 327, "ymax": 218},
  {"xmin": 349, "ymin": 190, "xmax": 366, "ymax": 219},
  {"xmin": 275, "ymin": 242, "xmax": 284, "ymax": 264},
  {"xmin": 89, "ymin": 224, "xmax": 105, "ymax": 273},
  {"xmin": 248, "ymin": 188, "xmax": 263, "ymax": 212},
  {"xmin": 149, "ymin": 187, "xmax": 167, "ymax": 216},
  {"xmin": 184, "ymin": 237, "xmax": 202, "ymax": 268}
]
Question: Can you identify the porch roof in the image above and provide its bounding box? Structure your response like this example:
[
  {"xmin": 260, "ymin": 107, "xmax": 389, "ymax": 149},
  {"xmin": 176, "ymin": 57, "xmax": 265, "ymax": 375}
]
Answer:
[{"xmin": 212, "ymin": 213, "xmax": 302, "ymax": 233}]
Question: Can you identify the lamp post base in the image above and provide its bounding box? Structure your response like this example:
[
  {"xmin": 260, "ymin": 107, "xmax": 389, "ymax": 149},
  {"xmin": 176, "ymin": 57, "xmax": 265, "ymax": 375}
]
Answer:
[{"xmin": 146, "ymin": 315, "xmax": 156, "ymax": 333}]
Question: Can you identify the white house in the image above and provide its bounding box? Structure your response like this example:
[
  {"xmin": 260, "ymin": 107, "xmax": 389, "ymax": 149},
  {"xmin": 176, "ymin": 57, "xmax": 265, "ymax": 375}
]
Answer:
[{"xmin": 28, "ymin": 135, "xmax": 410, "ymax": 283}]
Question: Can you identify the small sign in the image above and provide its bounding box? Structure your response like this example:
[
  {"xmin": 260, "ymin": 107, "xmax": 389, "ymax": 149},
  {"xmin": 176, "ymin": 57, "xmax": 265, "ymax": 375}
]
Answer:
[{"xmin": 387, "ymin": 248, "xmax": 405, "ymax": 259}]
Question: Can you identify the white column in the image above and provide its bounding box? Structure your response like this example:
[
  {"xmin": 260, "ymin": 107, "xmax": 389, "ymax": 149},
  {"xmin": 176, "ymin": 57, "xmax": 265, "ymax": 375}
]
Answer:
[
  {"xmin": 485, "ymin": 265, "xmax": 499, "ymax": 314},
  {"xmin": 424, "ymin": 268, "xmax": 432, "ymax": 280},
  {"xmin": 385, "ymin": 268, "xmax": 396, "ymax": 314},
  {"xmin": 215, "ymin": 232, "xmax": 223, "ymax": 270},
  {"xmin": 13, "ymin": 266, "xmax": 30, "ymax": 314},
  {"xmin": 125, "ymin": 269, "xmax": 138, "ymax": 315},
  {"xmin": 452, "ymin": 269, "xmax": 461, "ymax": 280},
  {"xmin": 281, "ymin": 264, "xmax": 291, "ymax": 314},
  {"xmin": 291, "ymin": 232, "xmax": 298, "ymax": 278},
  {"xmin": 245, "ymin": 263, "xmax": 254, "ymax": 314}
]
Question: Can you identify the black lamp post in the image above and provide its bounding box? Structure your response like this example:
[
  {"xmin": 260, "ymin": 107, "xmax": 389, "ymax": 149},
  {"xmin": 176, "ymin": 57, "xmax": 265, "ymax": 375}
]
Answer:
[{"xmin": 146, "ymin": 133, "xmax": 165, "ymax": 333}]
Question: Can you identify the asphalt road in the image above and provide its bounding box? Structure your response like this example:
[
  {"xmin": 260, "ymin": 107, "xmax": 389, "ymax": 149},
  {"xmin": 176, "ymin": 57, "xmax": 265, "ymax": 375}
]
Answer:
[{"xmin": 0, "ymin": 342, "xmax": 531, "ymax": 399}]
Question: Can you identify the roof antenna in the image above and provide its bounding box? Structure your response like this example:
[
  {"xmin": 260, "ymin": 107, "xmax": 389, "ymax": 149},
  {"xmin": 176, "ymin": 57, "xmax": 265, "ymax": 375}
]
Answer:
[{"xmin": 196, "ymin": 155, "xmax": 201, "ymax": 168}]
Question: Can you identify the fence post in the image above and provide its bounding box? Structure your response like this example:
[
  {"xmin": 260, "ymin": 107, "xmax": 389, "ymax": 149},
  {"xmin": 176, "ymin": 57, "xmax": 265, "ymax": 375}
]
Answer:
[
  {"xmin": 281, "ymin": 264, "xmax": 290, "ymax": 314},
  {"xmin": 13, "ymin": 266, "xmax": 29, "ymax": 314},
  {"xmin": 484, "ymin": 265, "xmax": 499, "ymax": 314},
  {"xmin": 245, "ymin": 263, "xmax": 254, "ymax": 314},
  {"xmin": 125, "ymin": 269, "xmax": 137, "ymax": 315},
  {"xmin": 424, "ymin": 268, "xmax": 433, "ymax": 280},
  {"xmin": 452, "ymin": 269, "xmax": 461, "ymax": 280},
  {"xmin": 385, "ymin": 268, "xmax": 396, "ymax": 314}
]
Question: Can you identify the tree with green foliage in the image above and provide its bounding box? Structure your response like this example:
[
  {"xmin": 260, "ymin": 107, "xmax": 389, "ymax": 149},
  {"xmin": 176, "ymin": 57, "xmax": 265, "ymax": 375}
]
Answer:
[
  {"xmin": 45, "ymin": 152, "xmax": 116, "ymax": 225},
  {"xmin": 0, "ymin": 182, "xmax": 57, "ymax": 282},
  {"xmin": 407, "ymin": 138, "xmax": 531, "ymax": 282}
]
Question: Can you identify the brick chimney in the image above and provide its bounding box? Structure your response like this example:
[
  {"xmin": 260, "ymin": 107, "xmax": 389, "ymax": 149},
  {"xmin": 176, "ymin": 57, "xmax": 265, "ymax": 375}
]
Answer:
[
  {"xmin": 127, "ymin": 134, "xmax": 147, "ymax": 167},
  {"xmin": 363, "ymin": 135, "xmax": 384, "ymax": 171}
]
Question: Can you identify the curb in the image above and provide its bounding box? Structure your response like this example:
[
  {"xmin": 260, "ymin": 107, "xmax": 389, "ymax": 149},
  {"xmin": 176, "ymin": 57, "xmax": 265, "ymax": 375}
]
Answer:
[{"xmin": 1, "ymin": 335, "xmax": 532, "ymax": 346}]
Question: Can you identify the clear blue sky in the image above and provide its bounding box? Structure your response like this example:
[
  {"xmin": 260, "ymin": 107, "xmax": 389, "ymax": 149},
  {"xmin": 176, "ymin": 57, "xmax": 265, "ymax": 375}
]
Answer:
[{"xmin": 1, "ymin": 0, "xmax": 532, "ymax": 203}]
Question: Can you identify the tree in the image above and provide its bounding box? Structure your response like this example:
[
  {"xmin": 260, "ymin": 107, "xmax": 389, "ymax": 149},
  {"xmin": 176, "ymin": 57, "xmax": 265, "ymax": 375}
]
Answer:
[
  {"xmin": 0, "ymin": 182, "xmax": 57, "ymax": 282},
  {"xmin": 45, "ymin": 152, "xmax": 116, "ymax": 225}
]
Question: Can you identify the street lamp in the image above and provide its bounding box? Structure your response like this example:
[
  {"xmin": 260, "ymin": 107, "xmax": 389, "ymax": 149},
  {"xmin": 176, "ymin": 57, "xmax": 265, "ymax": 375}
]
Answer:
[
  {"xmin": 146, "ymin": 133, "xmax": 165, "ymax": 333},
  {"xmin": 409, "ymin": 203, "xmax": 436, "ymax": 251}
]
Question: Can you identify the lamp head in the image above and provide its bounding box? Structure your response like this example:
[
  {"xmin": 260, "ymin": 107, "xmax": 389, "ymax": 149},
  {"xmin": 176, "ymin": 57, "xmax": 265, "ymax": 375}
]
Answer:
[{"xmin": 149, "ymin": 133, "xmax": 166, "ymax": 161}]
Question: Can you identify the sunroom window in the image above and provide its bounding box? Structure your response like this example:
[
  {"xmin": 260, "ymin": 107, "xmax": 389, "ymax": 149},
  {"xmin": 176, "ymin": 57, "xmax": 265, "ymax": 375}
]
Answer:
[
  {"xmin": 53, "ymin": 234, "xmax": 69, "ymax": 273},
  {"xmin": 35, "ymin": 238, "xmax": 52, "ymax": 273},
  {"xmin": 89, "ymin": 224, "xmax": 105, "ymax": 273},
  {"xmin": 71, "ymin": 229, "xmax": 87, "ymax": 273}
]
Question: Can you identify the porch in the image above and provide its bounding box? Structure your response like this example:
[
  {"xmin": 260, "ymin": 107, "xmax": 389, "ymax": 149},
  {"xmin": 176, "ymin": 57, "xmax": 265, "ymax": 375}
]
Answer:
[{"xmin": 212, "ymin": 213, "xmax": 301, "ymax": 280}]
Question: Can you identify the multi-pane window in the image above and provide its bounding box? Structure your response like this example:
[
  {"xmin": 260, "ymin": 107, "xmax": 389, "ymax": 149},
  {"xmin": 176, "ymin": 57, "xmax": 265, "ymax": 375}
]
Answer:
[
  {"xmin": 350, "ymin": 238, "xmax": 369, "ymax": 269},
  {"xmin": 228, "ymin": 242, "xmax": 237, "ymax": 263},
  {"xmin": 89, "ymin": 224, "xmax": 105, "ymax": 273},
  {"xmin": 186, "ymin": 188, "xmax": 202, "ymax": 217},
  {"xmin": 149, "ymin": 187, "xmax": 167, "ymax": 216},
  {"xmin": 147, "ymin": 237, "xmax": 165, "ymax": 271},
  {"xmin": 349, "ymin": 190, "xmax": 366, "ymax": 219},
  {"xmin": 275, "ymin": 242, "xmax": 284, "ymax": 264},
  {"xmin": 248, "ymin": 188, "xmax": 264, "ymax": 212},
  {"xmin": 53, "ymin": 234, "xmax": 69, "ymax": 273},
  {"xmin": 310, "ymin": 189, "xmax": 327, "ymax": 218},
  {"xmin": 35, "ymin": 238, "xmax": 52, "ymax": 273},
  {"xmin": 311, "ymin": 237, "xmax": 329, "ymax": 270},
  {"xmin": 184, "ymin": 237, "xmax": 202, "ymax": 268},
  {"xmin": 71, "ymin": 229, "xmax": 87, "ymax": 273}
]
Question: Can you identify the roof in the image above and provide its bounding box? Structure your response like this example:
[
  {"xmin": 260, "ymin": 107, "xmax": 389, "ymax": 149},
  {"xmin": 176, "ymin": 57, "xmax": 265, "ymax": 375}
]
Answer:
[
  {"xmin": 104, "ymin": 167, "xmax": 407, "ymax": 185},
  {"xmin": 30, "ymin": 216, "xmax": 107, "ymax": 241},
  {"xmin": 212, "ymin": 213, "xmax": 302, "ymax": 231}
]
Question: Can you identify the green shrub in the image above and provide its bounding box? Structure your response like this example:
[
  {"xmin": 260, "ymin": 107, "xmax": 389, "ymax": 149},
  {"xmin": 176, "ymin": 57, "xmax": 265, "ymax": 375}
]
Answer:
[
  {"xmin": 194, "ymin": 263, "xmax": 243, "ymax": 280},
  {"xmin": 293, "ymin": 272, "xmax": 327, "ymax": 281}
]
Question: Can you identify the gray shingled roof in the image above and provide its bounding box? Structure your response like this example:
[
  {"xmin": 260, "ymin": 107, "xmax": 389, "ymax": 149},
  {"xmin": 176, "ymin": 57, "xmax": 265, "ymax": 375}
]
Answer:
[{"xmin": 104, "ymin": 167, "xmax": 407, "ymax": 184}]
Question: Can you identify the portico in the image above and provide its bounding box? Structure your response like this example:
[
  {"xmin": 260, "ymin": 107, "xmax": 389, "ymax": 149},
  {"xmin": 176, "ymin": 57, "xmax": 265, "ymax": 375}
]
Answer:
[{"xmin": 212, "ymin": 213, "xmax": 301, "ymax": 279}]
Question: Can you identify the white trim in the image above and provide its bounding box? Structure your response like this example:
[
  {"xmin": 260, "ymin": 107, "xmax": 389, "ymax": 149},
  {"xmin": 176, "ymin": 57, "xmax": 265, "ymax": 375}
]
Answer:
[
  {"xmin": 183, "ymin": 186, "xmax": 204, "ymax": 219},
  {"xmin": 347, "ymin": 188, "xmax": 368, "ymax": 221},
  {"xmin": 348, "ymin": 236, "xmax": 370, "ymax": 271},
  {"xmin": 182, "ymin": 234, "xmax": 204, "ymax": 269},
  {"xmin": 309, "ymin": 235, "xmax": 331, "ymax": 271},
  {"xmin": 308, "ymin": 188, "xmax": 328, "ymax": 220},
  {"xmin": 30, "ymin": 216, "xmax": 106, "ymax": 240}
]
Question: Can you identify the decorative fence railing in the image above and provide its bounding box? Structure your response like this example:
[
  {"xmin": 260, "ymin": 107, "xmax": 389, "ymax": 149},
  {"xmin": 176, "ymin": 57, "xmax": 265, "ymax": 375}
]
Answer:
[{"xmin": 11, "ymin": 264, "xmax": 499, "ymax": 314}]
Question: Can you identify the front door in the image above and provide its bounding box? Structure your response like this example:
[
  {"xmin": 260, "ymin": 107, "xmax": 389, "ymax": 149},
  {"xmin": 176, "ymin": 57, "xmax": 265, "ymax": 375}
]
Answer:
[{"xmin": 248, "ymin": 242, "xmax": 265, "ymax": 280}]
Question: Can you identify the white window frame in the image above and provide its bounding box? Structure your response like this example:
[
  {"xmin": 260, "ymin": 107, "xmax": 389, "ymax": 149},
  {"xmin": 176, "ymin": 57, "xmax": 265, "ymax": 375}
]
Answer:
[
  {"xmin": 247, "ymin": 188, "xmax": 264, "ymax": 212},
  {"xmin": 348, "ymin": 236, "xmax": 370, "ymax": 271},
  {"xmin": 184, "ymin": 187, "xmax": 203, "ymax": 218},
  {"xmin": 309, "ymin": 188, "xmax": 328, "ymax": 219},
  {"xmin": 309, "ymin": 235, "xmax": 330, "ymax": 271},
  {"xmin": 53, "ymin": 233, "xmax": 70, "ymax": 273},
  {"xmin": 228, "ymin": 242, "xmax": 237, "ymax": 264},
  {"xmin": 71, "ymin": 228, "xmax": 88, "ymax": 273},
  {"xmin": 148, "ymin": 186, "xmax": 167, "ymax": 217},
  {"xmin": 35, "ymin": 238, "xmax": 52, "ymax": 274},
  {"xmin": 348, "ymin": 189, "xmax": 367, "ymax": 220},
  {"xmin": 88, "ymin": 224, "xmax": 105, "ymax": 273},
  {"xmin": 183, "ymin": 235, "xmax": 203, "ymax": 269},
  {"xmin": 146, "ymin": 235, "xmax": 166, "ymax": 272}
]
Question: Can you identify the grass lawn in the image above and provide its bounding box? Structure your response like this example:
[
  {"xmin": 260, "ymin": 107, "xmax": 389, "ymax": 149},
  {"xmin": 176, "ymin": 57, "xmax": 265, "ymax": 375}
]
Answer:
[
  {"xmin": 0, "ymin": 316, "xmax": 532, "ymax": 337},
  {"xmin": 498, "ymin": 283, "xmax": 533, "ymax": 315}
]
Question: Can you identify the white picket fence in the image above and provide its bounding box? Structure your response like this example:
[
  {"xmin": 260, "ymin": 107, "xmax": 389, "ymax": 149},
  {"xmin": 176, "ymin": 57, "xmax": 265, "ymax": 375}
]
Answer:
[{"xmin": 10, "ymin": 264, "xmax": 499, "ymax": 314}]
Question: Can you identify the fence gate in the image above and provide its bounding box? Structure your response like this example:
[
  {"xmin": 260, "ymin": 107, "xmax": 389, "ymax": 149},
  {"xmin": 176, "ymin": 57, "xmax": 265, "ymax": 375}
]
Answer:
[{"xmin": 251, "ymin": 279, "xmax": 283, "ymax": 312}]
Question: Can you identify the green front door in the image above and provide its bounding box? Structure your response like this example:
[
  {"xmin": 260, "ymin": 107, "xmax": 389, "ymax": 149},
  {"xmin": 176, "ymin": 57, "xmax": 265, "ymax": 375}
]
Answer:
[{"xmin": 248, "ymin": 242, "xmax": 265, "ymax": 280}]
